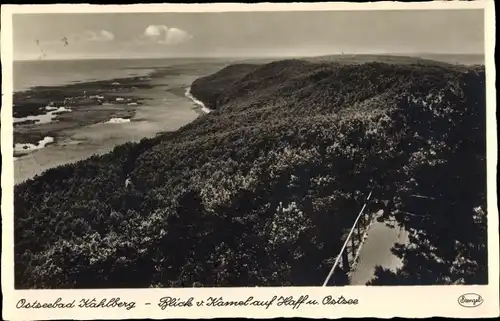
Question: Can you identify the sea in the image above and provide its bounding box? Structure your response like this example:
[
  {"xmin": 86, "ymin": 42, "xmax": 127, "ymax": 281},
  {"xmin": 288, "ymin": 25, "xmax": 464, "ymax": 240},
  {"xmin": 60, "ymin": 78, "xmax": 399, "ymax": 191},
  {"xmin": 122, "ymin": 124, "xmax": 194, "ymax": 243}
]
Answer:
[
  {"xmin": 11, "ymin": 54, "xmax": 485, "ymax": 185},
  {"xmin": 13, "ymin": 54, "xmax": 485, "ymax": 92},
  {"xmin": 12, "ymin": 57, "xmax": 233, "ymax": 184},
  {"xmin": 13, "ymin": 58, "xmax": 223, "ymax": 92}
]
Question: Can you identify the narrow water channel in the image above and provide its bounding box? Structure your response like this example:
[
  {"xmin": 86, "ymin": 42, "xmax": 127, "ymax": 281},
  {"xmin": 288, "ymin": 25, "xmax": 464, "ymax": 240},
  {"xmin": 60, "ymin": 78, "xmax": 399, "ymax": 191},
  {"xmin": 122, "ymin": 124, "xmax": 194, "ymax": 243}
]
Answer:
[{"xmin": 349, "ymin": 211, "xmax": 410, "ymax": 285}]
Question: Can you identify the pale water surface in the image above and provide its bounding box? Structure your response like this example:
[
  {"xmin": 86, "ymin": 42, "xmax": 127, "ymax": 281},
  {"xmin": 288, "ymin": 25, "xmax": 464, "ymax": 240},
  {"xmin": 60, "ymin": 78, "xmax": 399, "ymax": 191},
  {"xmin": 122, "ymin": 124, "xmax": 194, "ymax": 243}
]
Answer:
[
  {"xmin": 13, "ymin": 58, "xmax": 231, "ymax": 184},
  {"xmin": 349, "ymin": 212, "xmax": 410, "ymax": 285}
]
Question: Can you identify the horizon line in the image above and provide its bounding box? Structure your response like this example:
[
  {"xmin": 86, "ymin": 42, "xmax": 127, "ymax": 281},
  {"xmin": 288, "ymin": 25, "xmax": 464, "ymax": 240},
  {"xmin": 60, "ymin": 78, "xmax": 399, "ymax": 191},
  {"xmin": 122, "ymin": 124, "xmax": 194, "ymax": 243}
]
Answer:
[{"xmin": 13, "ymin": 52, "xmax": 486, "ymax": 62}]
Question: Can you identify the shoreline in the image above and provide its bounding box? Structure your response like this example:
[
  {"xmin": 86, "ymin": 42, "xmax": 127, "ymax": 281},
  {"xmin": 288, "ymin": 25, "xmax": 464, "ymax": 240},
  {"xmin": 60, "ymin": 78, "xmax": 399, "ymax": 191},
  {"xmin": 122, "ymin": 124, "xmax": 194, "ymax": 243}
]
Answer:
[
  {"xmin": 184, "ymin": 86, "xmax": 213, "ymax": 114},
  {"xmin": 13, "ymin": 58, "xmax": 157, "ymax": 95},
  {"xmin": 13, "ymin": 71, "xmax": 156, "ymax": 118},
  {"xmin": 13, "ymin": 64, "xmax": 225, "ymax": 185},
  {"xmin": 12, "ymin": 73, "xmax": 157, "ymax": 147}
]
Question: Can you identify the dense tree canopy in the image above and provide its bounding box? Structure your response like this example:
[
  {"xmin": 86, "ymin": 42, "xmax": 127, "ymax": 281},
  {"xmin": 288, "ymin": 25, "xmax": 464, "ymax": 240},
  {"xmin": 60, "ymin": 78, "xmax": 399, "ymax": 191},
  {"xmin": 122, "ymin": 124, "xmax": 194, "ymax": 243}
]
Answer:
[{"xmin": 14, "ymin": 59, "xmax": 487, "ymax": 288}]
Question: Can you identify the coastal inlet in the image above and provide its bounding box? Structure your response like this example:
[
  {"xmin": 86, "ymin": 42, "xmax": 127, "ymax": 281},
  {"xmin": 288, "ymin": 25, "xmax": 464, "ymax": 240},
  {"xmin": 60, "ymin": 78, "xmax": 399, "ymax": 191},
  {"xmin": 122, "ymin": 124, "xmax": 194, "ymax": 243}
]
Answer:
[{"xmin": 13, "ymin": 60, "xmax": 230, "ymax": 184}]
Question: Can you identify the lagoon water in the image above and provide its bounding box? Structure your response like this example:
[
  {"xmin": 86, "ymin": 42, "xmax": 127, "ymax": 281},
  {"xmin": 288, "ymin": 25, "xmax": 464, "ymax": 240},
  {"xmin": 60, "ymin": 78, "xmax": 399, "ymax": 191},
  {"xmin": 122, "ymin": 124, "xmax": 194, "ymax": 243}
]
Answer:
[
  {"xmin": 14, "ymin": 59, "xmax": 155, "ymax": 92},
  {"xmin": 13, "ymin": 58, "xmax": 233, "ymax": 92},
  {"xmin": 13, "ymin": 58, "xmax": 232, "ymax": 184},
  {"xmin": 12, "ymin": 54, "xmax": 484, "ymax": 184}
]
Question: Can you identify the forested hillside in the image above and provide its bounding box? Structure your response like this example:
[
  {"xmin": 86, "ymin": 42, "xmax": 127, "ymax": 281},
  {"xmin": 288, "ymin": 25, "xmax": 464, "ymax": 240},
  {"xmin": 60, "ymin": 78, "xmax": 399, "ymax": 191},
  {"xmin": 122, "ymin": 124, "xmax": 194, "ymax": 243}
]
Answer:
[{"xmin": 14, "ymin": 59, "xmax": 487, "ymax": 288}]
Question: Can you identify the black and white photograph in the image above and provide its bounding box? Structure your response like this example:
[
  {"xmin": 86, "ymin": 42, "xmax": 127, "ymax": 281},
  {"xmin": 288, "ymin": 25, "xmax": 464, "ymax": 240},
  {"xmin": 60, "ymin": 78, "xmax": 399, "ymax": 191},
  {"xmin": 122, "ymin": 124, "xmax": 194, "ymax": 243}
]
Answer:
[{"xmin": 1, "ymin": 2, "xmax": 498, "ymax": 319}]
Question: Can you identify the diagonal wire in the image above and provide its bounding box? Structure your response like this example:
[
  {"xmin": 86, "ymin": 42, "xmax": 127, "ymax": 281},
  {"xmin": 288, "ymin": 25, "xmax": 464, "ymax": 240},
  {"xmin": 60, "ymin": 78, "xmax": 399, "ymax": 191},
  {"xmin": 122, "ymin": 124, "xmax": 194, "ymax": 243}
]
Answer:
[{"xmin": 322, "ymin": 190, "xmax": 373, "ymax": 286}]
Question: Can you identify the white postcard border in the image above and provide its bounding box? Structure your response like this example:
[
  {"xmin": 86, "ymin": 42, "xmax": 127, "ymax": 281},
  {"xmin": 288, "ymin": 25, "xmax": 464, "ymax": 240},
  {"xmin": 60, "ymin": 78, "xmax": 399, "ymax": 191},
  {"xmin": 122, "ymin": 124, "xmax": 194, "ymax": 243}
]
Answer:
[{"xmin": 1, "ymin": 1, "xmax": 498, "ymax": 320}]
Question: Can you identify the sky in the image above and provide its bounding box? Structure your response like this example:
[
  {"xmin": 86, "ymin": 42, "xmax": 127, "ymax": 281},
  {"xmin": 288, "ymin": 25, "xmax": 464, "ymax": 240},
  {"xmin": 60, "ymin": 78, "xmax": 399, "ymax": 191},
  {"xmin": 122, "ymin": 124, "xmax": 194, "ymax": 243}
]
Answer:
[{"xmin": 12, "ymin": 9, "xmax": 485, "ymax": 60}]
